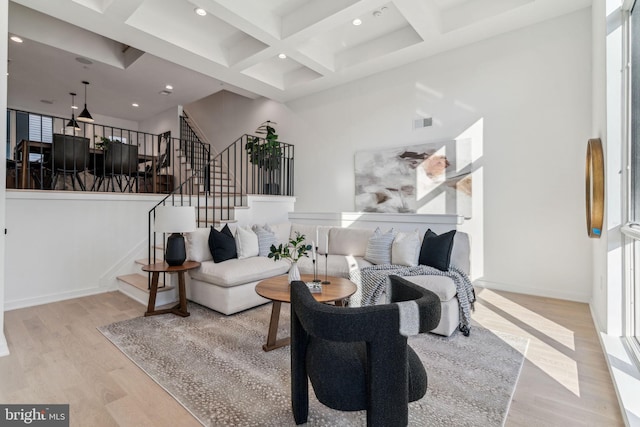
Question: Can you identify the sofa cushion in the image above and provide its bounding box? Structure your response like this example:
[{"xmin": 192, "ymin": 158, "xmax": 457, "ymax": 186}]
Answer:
[
  {"xmin": 190, "ymin": 257, "xmax": 290, "ymax": 288},
  {"xmin": 290, "ymin": 223, "xmax": 318, "ymax": 249},
  {"xmin": 328, "ymin": 228, "xmax": 372, "ymax": 257},
  {"xmin": 403, "ymin": 275, "xmax": 457, "ymax": 302},
  {"xmin": 268, "ymin": 222, "xmax": 292, "ymax": 247},
  {"xmin": 392, "ymin": 230, "xmax": 420, "ymax": 266},
  {"xmin": 419, "ymin": 229, "xmax": 456, "ymax": 271},
  {"xmin": 235, "ymin": 226, "xmax": 259, "ymax": 259},
  {"xmin": 364, "ymin": 227, "xmax": 396, "ymax": 265},
  {"xmin": 451, "ymin": 232, "xmax": 471, "ymax": 274},
  {"xmin": 252, "ymin": 224, "xmax": 277, "ymax": 257},
  {"xmin": 298, "ymin": 255, "xmax": 373, "ymax": 279},
  {"xmin": 209, "ymin": 224, "xmax": 237, "ymax": 263},
  {"xmin": 185, "ymin": 227, "xmax": 213, "ymax": 262}
]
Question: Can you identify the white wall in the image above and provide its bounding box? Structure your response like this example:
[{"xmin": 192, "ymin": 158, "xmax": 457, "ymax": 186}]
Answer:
[
  {"xmin": 186, "ymin": 9, "xmax": 594, "ymax": 302},
  {"xmin": 185, "ymin": 91, "xmax": 291, "ymax": 153},
  {"xmin": 4, "ymin": 192, "xmax": 164, "ymax": 310},
  {"xmin": 1, "ymin": 0, "xmax": 9, "ymax": 357},
  {"xmin": 138, "ymin": 106, "xmax": 180, "ymax": 142}
]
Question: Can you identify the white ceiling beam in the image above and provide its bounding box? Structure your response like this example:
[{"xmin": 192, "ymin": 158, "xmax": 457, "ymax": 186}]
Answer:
[{"xmin": 393, "ymin": 0, "xmax": 444, "ymax": 40}]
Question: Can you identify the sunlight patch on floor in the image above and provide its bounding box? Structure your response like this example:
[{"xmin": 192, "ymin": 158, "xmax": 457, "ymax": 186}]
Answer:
[
  {"xmin": 474, "ymin": 289, "xmax": 581, "ymax": 397},
  {"xmin": 479, "ymin": 289, "xmax": 576, "ymax": 350}
]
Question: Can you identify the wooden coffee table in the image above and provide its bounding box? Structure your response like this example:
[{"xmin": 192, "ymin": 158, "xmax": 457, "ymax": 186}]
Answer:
[{"xmin": 255, "ymin": 274, "xmax": 357, "ymax": 351}]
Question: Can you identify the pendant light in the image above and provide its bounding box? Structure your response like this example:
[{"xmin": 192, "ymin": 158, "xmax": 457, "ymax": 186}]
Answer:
[
  {"xmin": 66, "ymin": 92, "xmax": 81, "ymax": 132},
  {"xmin": 77, "ymin": 80, "xmax": 94, "ymax": 123}
]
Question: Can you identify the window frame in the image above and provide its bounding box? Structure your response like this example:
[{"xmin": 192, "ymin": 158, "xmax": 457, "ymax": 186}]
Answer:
[{"xmin": 622, "ymin": 0, "xmax": 640, "ymax": 364}]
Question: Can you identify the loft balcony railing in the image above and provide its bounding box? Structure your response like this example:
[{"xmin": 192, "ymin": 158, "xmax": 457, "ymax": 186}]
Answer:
[
  {"xmin": 147, "ymin": 133, "xmax": 295, "ymax": 265},
  {"xmin": 4, "ymin": 108, "xmax": 208, "ymax": 194}
]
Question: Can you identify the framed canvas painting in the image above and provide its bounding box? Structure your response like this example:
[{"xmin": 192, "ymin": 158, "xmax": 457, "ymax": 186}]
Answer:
[{"xmin": 354, "ymin": 139, "xmax": 472, "ymax": 217}]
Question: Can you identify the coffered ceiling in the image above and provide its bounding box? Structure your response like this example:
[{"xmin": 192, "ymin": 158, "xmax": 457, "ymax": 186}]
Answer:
[{"xmin": 7, "ymin": 0, "xmax": 591, "ymax": 121}]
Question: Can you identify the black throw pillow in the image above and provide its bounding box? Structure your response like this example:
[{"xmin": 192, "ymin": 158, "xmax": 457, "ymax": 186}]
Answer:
[
  {"xmin": 209, "ymin": 224, "xmax": 237, "ymax": 263},
  {"xmin": 418, "ymin": 229, "xmax": 456, "ymax": 271}
]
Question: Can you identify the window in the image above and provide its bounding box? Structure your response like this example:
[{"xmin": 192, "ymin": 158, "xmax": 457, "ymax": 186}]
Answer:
[
  {"xmin": 28, "ymin": 114, "xmax": 53, "ymax": 143},
  {"xmin": 625, "ymin": 1, "xmax": 640, "ymax": 360},
  {"xmin": 109, "ymin": 136, "xmax": 127, "ymax": 144},
  {"xmin": 13, "ymin": 111, "xmax": 54, "ymax": 161}
]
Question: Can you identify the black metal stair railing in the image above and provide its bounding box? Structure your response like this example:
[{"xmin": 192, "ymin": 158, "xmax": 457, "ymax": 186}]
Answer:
[
  {"xmin": 180, "ymin": 112, "xmax": 210, "ymax": 189},
  {"xmin": 147, "ymin": 133, "xmax": 295, "ymax": 267}
]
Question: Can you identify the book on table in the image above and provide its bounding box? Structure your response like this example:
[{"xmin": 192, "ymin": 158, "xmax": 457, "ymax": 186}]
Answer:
[{"xmin": 305, "ymin": 282, "xmax": 322, "ymax": 293}]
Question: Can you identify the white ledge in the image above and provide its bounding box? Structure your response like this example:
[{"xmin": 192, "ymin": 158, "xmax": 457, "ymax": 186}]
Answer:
[
  {"xmin": 598, "ymin": 332, "xmax": 640, "ymax": 426},
  {"xmin": 289, "ymin": 212, "xmax": 464, "ymax": 225},
  {"xmin": 6, "ymin": 189, "xmax": 167, "ymax": 202}
]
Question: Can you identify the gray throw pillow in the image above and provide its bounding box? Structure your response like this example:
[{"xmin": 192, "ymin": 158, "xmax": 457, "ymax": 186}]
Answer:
[
  {"xmin": 364, "ymin": 227, "xmax": 396, "ymax": 265},
  {"xmin": 252, "ymin": 224, "xmax": 277, "ymax": 257}
]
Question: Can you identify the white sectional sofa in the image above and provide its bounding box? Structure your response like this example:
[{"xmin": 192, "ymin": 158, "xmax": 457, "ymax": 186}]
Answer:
[{"xmin": 184, "ymin": 222, "xmax": 470, "ymax": 336}]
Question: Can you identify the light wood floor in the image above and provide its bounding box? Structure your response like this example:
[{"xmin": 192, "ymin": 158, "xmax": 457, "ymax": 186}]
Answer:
[{"xmin": 0, "ymin": 289, "xmax": 624, "ymax": 426}]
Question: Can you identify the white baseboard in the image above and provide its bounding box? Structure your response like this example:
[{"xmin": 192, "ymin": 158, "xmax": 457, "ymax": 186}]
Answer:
[
  {"xmin": 4, "ymin": 287, "xmax": 109, "ymax": 311},
  {"xmin": 0, "ymin": 333, "xmax": 9, "ymax": 358},
  {"xmin": 474, "ymin": 279, "xmax": 591, "ymax": 303}
]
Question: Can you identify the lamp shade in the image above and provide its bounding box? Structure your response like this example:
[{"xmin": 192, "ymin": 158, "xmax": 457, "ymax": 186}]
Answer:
[
  {"xmin": 154, "ymin": 206, "xmax": 197, "ymax": 233},
  {"xmin": 77, "ymin": 80, "xmax": 94, "ymax": 123}
]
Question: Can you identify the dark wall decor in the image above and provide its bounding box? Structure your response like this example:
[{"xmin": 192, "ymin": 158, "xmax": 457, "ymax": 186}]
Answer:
[{"xmin": 157, "ymin": 131, "xmax": 171, "ymax": 169}]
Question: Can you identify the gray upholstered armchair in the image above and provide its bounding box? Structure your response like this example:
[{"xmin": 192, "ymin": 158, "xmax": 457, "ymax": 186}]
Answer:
[{"xmin": 290, "ymin": 275, "xmax": 441, "ymax": 426}]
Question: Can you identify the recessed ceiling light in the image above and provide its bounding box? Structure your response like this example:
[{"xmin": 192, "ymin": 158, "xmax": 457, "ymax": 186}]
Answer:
[
  {"xmin": 165, "ymin": 84, "xmax": 173, "ymax": 90},
  {"xmin": 352, "ymin": 18, "xmax": 362, "ymax": 26},
  {"xmin": 71, "ymin": 104, "xmax": 78, "ymax": 109},
  {"xmin": 159, "ymin": 90, "xmax": 172, "ymax": 96},
  {"xmin": 132, "ymin": 103, "xmax": 139, "ymax": 107},
  {"xmin": 10, "ymin": 36, "xmax": 23, "ymax": 43},
  {"xmin": 278, "ymin": 53, "xmax": 287, "ymax": 59},
  {"xmin": 194, "ymin": 7, "xmax": 207, "ymax": 16}
]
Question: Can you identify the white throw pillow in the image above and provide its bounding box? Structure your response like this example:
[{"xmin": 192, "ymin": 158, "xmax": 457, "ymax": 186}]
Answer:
[
  {"xmin": 364, "ymin": 227, "xmax": 396, "ymax": 265},
  {"xmin": 185, "ymin": 227, "xmax": 213, "ymax": 262},
  {"xmin": 235, "ymin": 226, "xmax": 259, "ymax": 259},
  {"xmin": 392, "ymin": 230, "xmax": 420, "ymax": 266}
]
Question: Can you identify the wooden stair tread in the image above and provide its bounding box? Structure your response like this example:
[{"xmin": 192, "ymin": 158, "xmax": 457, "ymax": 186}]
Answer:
[
  {"xmin": 117, "ymin": 273, "xmax": 175, "ymax": 293},
  {"xmin": 135, "ymin": 258, "xmax": 166, "ymax": 265}
]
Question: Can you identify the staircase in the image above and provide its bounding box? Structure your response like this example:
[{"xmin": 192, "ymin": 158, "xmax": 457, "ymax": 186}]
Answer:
[{"xmin": 114, "ymin": 115, "xmax": 295, "ymax": 306}]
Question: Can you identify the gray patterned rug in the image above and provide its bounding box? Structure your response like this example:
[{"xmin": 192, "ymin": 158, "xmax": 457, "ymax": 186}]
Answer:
[{"xmin": 98, "ymin": 302, "xmax": 528, "ymax": 426}]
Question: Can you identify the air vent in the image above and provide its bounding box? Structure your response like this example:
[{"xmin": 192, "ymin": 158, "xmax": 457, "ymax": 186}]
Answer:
[
  {"xmin": 159, "ymin": 90, "xmax": 172, "ymax": 96},
  {"xmin": 413, "ymin": 118, "xmax": 432, "ymax": 129}
]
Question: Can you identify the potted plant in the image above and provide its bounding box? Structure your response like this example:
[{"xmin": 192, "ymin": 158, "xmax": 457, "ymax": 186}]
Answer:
[
  {"xmin": 94, "ymin": 136, "xmax": 113, "ymax": 150},
  {"xmin": 245, "ymin": 120, "xmax": 282, "ymax": 194},
  {"xmin": 268, "ymin": 232, "xmax": 311, "ymax": 283}
]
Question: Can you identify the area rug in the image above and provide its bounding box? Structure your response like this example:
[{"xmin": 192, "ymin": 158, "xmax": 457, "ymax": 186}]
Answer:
[{"xmin": 98, "ymin": 303, "xmax": 528, "ymax": 426}]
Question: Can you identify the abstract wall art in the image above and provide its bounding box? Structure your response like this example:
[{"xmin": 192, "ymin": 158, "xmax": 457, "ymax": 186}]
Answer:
[{"xmin": 354, "ymin": 139, "xmax": 472, "ymax": 217}]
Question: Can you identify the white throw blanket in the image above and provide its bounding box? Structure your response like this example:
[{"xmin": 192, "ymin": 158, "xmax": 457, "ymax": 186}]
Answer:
[{"xmin": 349, "ymin": 264, "xmax": 475, "ymax": 335}]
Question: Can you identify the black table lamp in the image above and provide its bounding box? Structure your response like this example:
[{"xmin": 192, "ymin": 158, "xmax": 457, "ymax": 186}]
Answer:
[{"xmin": 154, "ymin": 206, "xmax": 197, "ymax": 266}]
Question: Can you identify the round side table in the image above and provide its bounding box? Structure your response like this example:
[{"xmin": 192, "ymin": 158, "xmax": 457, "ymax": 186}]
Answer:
[{"xmin": 141, "ymin": 261, "xmax": 201, "ymax": 317}]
